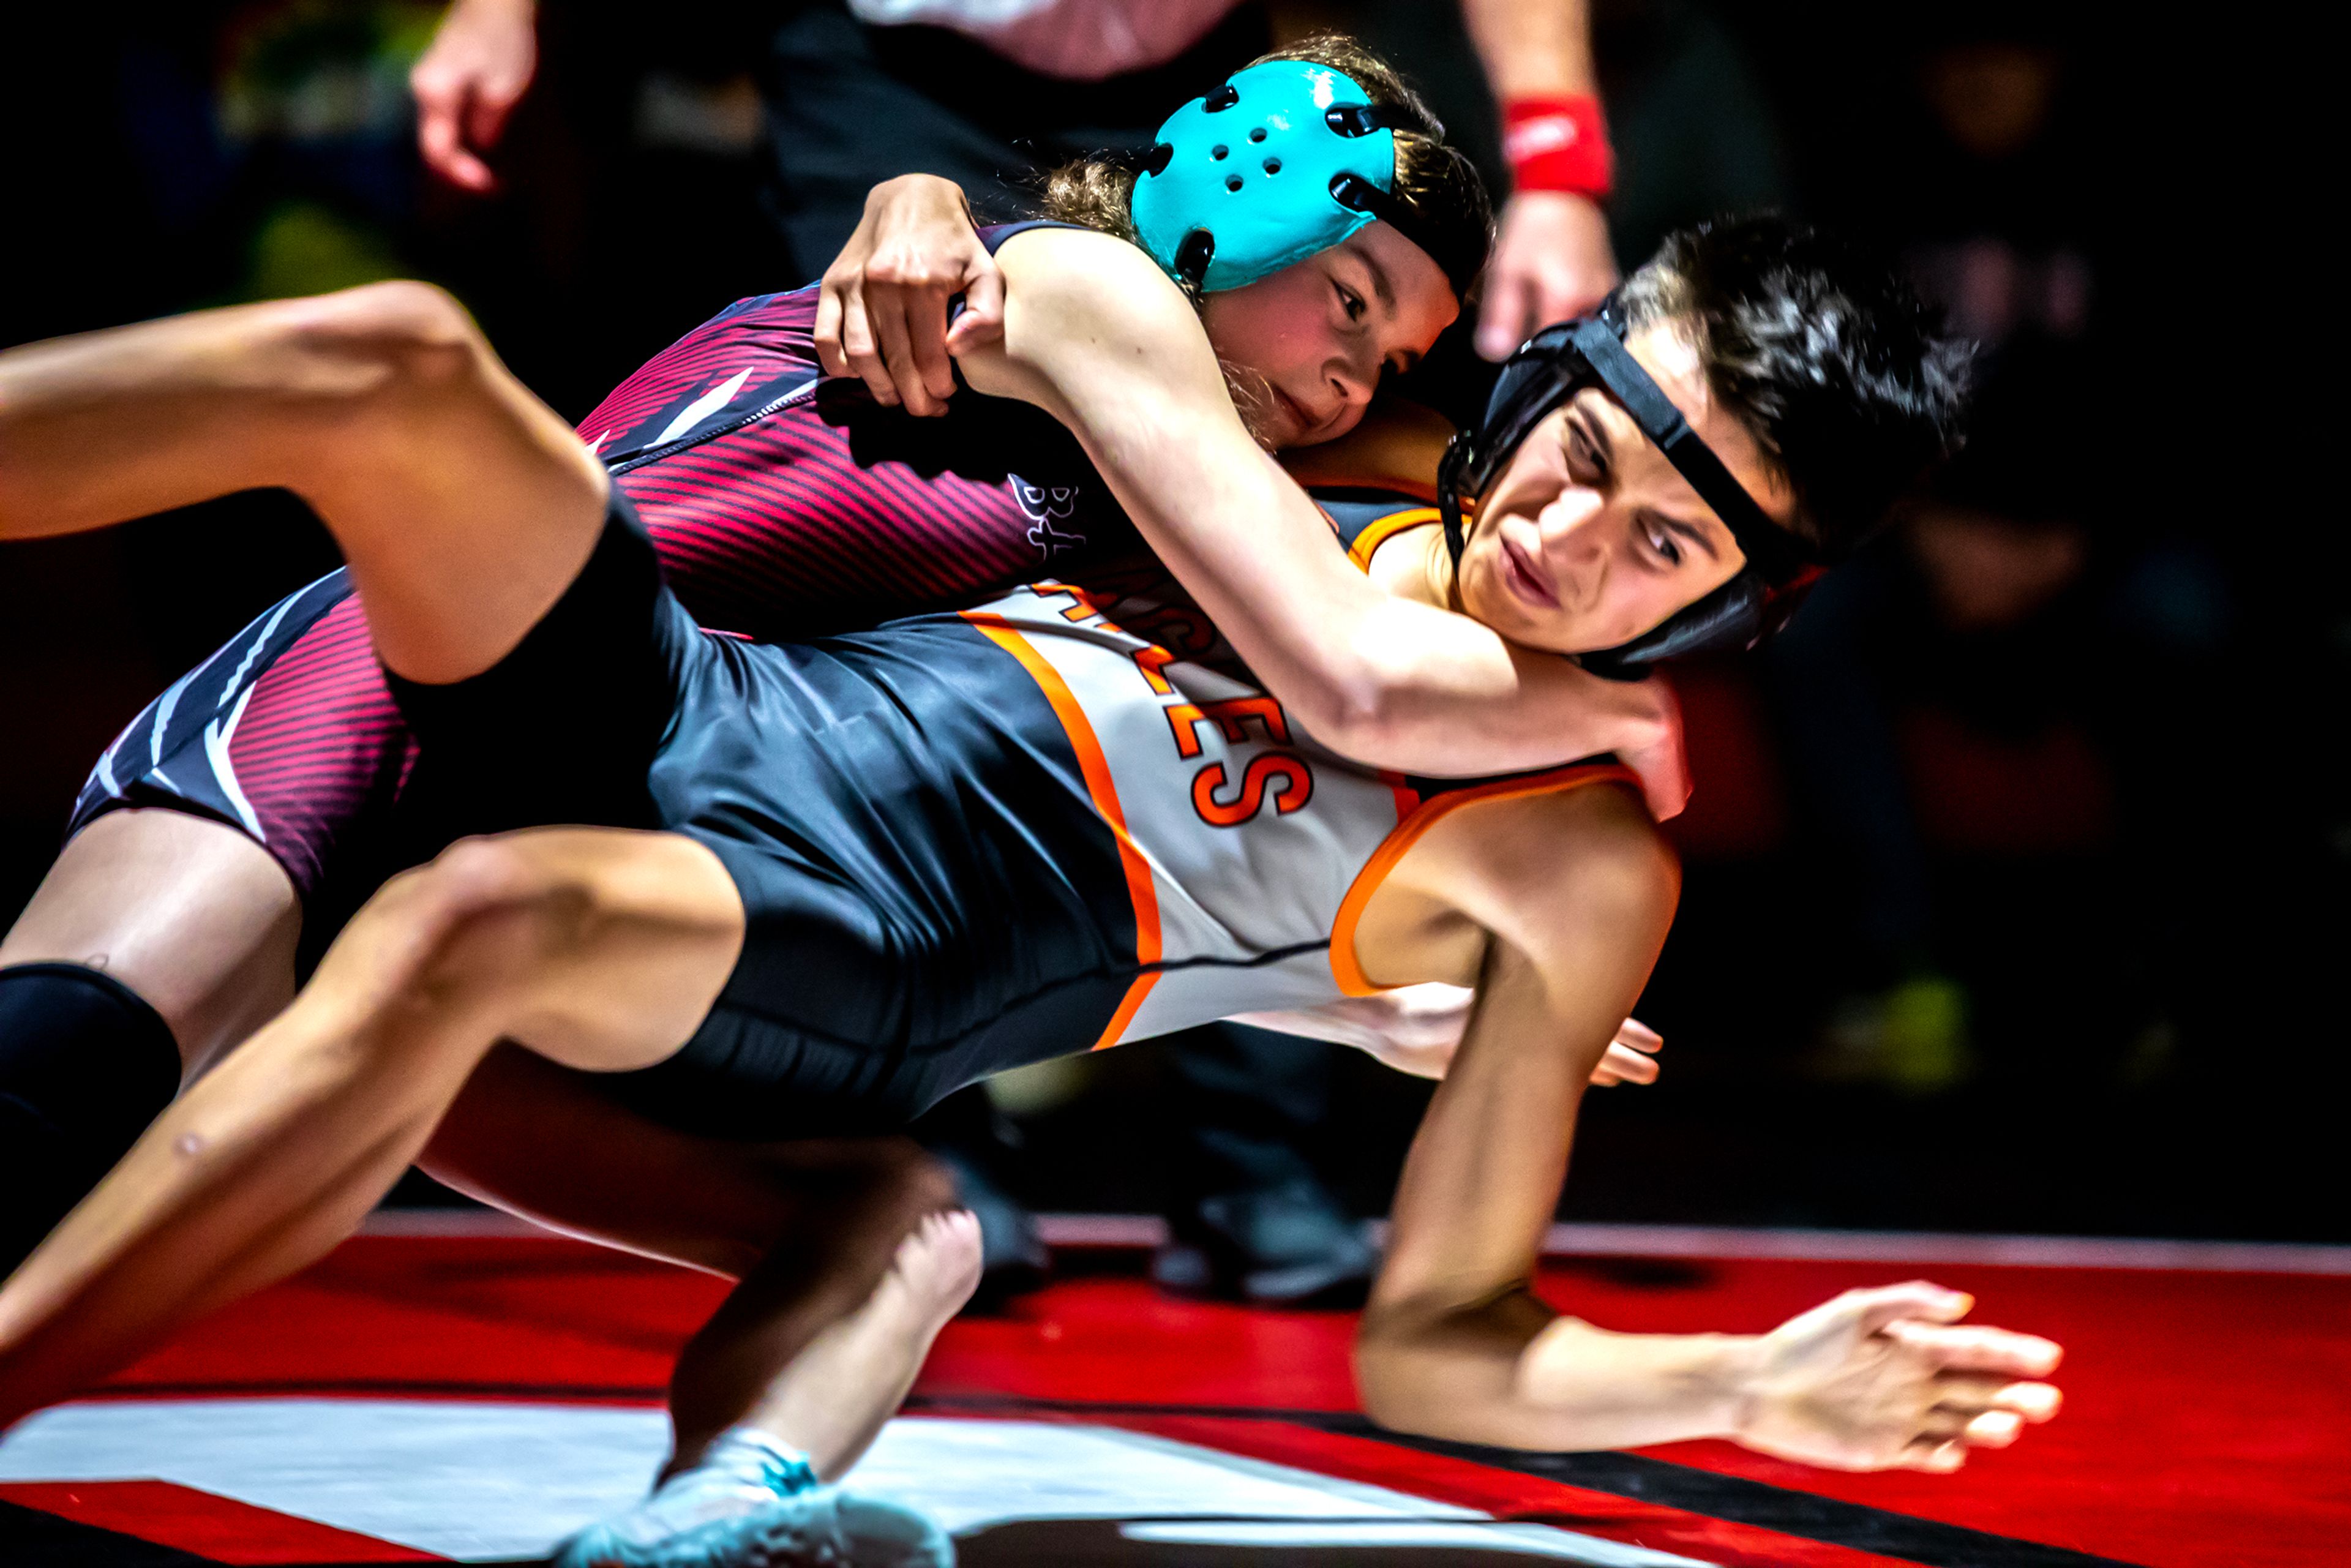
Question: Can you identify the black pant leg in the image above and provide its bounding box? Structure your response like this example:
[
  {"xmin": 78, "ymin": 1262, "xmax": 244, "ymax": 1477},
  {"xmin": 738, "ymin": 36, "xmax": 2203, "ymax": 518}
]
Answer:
[
  {"xmin": 1161, "ymin": 1021, "xmax": 1332, "ymax": 1204},
  {"xmin": 756, "ymin": 3, "xmax": 1270, "ymax": 276}
]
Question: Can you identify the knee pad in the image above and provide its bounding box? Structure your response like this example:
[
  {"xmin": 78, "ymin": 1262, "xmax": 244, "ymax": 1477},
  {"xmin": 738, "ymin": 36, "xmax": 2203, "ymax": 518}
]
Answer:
[{"xmin": 0, "ymin": 962, "xmax": 182, "ymax": 1270}]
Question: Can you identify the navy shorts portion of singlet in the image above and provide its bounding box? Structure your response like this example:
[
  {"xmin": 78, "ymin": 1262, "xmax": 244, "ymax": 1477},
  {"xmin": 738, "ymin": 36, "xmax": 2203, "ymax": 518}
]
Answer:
[{"xmin": 385, "ymin": 495, "xmax": 1143, "ymax": 1138}]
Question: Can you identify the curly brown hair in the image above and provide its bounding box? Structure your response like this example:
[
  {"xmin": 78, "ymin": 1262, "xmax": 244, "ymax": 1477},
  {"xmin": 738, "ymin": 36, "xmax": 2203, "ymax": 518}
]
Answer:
[{"xmin": 1040, "ymin": 34, "xmax": 1493, "ymax": 306}]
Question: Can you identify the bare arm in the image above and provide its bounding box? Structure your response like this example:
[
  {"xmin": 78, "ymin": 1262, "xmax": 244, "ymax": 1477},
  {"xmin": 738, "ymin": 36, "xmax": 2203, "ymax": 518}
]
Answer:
[
  {"xmin": 1349, "ymin": 784, "xmax": 2064, "ymax": 1464},
  {"xmin": 1458, "ymin": 0, "xmax": 1619, "ymax": 357},
  {"xmin": 958, "ymin": 227, "xmax": 1679, "ymax": 793},
  {"xmin": 1461, "ymin": 0, "xmax": 1598, "ymax": 99}
]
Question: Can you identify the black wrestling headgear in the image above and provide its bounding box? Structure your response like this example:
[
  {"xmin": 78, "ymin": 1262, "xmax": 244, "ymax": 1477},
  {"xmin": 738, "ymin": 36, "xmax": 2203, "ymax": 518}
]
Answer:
[{"xmin": 1436, "ymin": 300, "xmax": 1824, "ymax": 681}]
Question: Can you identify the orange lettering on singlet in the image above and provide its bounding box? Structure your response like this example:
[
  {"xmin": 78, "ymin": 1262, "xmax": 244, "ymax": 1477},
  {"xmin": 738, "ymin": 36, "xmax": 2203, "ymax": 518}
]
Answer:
[
  {"xmin": 1133, "ymin": 645, "xmax": 1179, "ymax": 694},
  {"xmin": 1033, "ymin": 580, "xmax": 1120, "ymax": 623},
  {"xmin": 1192, "ymin": 752, "xmax": 1314, "ymax": 826},
  {"xmin": 1163, "ymin": 696, "xmax": 1293, "ymax": 759}
]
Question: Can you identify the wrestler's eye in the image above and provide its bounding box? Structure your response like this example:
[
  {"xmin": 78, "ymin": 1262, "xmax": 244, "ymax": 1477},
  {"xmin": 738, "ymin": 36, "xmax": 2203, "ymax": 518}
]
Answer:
[
  {"xmin": 1565, "ymin": 424, "xmax": 1605, "ymax": 482},
  {"xmin": 1641, "ymin": 514, "xmax": 1683, "ymax": 565},
  {"xmin": 1337, "ymin": 283, "xmax": 1366, "ymax": 322}
]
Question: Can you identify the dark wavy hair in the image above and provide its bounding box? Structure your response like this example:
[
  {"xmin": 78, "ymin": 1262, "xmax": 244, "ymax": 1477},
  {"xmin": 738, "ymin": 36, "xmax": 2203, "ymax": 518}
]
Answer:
[
  {"xmin": 1039, "ymin": 34, "xmax": 1494, "ymax": 306},
  {"xmin": 1617, "ymin": 215, "xmax": 1974, "ymax": 557}
]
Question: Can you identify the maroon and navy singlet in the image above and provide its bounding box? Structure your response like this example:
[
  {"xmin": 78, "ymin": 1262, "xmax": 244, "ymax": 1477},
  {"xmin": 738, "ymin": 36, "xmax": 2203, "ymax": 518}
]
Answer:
[{"xmin": 69, "ymin": 279, "xmax": 1146, "ymax": 962}]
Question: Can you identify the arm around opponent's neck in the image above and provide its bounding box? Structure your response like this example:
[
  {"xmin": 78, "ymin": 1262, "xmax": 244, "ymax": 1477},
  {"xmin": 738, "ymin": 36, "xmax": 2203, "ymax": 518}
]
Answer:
[{"xmin": 955, "ymin": 227, "xmax": 1684, "ymax": 812}]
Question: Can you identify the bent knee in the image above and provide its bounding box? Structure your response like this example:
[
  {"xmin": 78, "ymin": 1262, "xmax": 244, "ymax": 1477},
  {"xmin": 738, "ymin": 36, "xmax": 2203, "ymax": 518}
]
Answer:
[
  {"xmin": 353, "ymin": 836, "xmax": 592, "ymax": 1013},
  {"xmin": 271, "ymin": 280, "xmax": 487, "ymax": 415}
]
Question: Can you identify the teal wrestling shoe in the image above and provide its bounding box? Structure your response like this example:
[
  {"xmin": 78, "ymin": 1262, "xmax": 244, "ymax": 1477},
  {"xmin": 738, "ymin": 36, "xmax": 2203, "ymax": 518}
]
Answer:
[{"xmin": 552, "ymin": 1427, "xmax": 952, "ymax": 1568}]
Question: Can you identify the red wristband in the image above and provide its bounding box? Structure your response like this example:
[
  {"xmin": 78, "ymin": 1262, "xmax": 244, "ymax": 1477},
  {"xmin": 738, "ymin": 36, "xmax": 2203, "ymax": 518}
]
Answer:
[{"xmin": 1502, "ymin": 96, "xmax": 1614, "ymax": 202}]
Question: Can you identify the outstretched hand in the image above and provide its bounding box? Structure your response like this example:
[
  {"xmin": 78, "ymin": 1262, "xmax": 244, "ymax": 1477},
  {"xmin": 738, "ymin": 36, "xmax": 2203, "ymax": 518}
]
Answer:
[
  {"xmin": 1734, "ymin": 1282, "xmax": 2064, "ymax": 1472},
  {"xmin": 815, "ymin": 176, "xmax": 1006, "ymax": 417}
]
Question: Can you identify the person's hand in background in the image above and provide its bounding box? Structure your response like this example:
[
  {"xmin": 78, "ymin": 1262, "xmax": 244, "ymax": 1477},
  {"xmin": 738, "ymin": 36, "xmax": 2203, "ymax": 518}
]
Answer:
[
  {"xmin": 411, "ymin": 0, "xmax": 539, "ymax": 192},
  {"xmin": 1477, "ymin": 189, "xmax": 1619, "ymax": 360}
]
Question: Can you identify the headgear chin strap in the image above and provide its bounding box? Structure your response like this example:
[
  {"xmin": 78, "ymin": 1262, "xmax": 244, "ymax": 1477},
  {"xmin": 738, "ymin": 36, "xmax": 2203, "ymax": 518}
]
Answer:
[
  {"xmin": 1131, "ymin": 60, "xmax": 1480, "ymax": 300},
  {"xmin": 1438, "ymin": 301, "xmax": 1823, "ymax": 681}
]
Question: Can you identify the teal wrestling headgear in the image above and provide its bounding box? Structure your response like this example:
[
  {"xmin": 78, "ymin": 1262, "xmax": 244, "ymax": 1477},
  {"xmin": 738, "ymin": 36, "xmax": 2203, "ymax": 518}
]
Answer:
[{"xmin": 1132, "ymin": 59, "xmax": 1481, "ymax": 299}]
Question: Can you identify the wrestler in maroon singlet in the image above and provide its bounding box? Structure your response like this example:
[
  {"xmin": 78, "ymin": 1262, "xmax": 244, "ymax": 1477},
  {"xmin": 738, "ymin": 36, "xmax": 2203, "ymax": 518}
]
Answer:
[{"xmin": 69, "ymin": 278, "xmax": 1147, "ymax": 966}]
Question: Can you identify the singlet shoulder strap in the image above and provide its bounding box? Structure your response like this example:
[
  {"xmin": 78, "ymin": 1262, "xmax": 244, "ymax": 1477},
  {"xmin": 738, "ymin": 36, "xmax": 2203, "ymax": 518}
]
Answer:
[
  {"xmin": 1314, "ymin": 488, "xmax": 1442, "ymax": 572},
  {"xmin": 1328, "ymin": 760, "xmax": 1638, "ymax": 995},
  {"xmin": 976, "ymin": 220, "xmax": 1090, "ymax": 256}
]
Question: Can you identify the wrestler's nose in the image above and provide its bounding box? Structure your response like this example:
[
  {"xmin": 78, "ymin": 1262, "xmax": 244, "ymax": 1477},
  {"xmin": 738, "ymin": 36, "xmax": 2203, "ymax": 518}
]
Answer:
[
  {"xmin": 1539, "ymin": 486, "xmax": 1609, "ymax": 604},
  {"xmin": 1327, "ymin": 350, "xmax": 1376, "ymax": 416}
]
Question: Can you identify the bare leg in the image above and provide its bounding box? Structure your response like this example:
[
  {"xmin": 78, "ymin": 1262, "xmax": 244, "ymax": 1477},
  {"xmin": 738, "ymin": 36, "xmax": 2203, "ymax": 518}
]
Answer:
[
  {"xmin": 721, "ymin": 1208, "xmax": 981, "ymax": 1482},
  {"xmin": 0, "ymin": 281, "xmax": 607, "ymax": 684},
  {"xmin": 0, "ymin": 826, "xmax": 743, "ymax": 1426},
  {"xmin": 424, "ymin": 1048, "xmax": 979, "ymax": 1480},
  {"xmin": 1, "ymin": 810, "xmax": 301, "ymax": 1076}
]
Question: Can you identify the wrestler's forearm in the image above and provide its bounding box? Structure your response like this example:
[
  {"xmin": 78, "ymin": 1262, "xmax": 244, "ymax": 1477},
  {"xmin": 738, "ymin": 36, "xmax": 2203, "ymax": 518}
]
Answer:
[
  {"xmin": 1360, "ymin": 1291, "xmax": 1758, "ymax": 1452},
  {"xmin": 977, "ymin": 230, "xmax": 1668, "ymax": 778}
]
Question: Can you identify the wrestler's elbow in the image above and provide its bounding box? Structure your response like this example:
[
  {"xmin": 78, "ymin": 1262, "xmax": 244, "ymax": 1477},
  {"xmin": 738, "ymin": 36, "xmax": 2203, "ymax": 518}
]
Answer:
[
  {"xmin": 1354, "ymin": 1320, "xmax": 1440, "ymax": 1435},
  {"xmin": 1287, "ymin": 659, "xmax": 1402, "ymax": 767},
  {"xmin": 1289, "ymin": 629, "xmax": 1450, "ymax": 773},
  {"xmin": 1354, "ymin": 1316, "xmax": 1517, "ymax": 1446}
]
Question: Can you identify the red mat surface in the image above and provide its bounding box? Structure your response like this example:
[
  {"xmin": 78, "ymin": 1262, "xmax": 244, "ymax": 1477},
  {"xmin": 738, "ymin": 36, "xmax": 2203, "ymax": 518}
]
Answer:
[{"xmin": 70, "ymin": 1232, "xmax": 2351, "ymax": 1567}]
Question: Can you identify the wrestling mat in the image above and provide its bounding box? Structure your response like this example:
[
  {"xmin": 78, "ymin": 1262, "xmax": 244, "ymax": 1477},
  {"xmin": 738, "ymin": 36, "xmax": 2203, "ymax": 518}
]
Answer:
[{"xmin": 2, "ymin": 1215, "xmax": 2344, "ymax": 1566}]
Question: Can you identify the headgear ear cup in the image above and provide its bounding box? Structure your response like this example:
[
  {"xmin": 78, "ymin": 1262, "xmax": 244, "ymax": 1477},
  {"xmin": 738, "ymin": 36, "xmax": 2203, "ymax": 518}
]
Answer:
[
  {"xmin": 1131, "ymin": 59, "xmax": 1480, "ymax": 301},
  {"xmin": 1133, "ymin": 61, "xmax": 1396, "ymax": 295}
]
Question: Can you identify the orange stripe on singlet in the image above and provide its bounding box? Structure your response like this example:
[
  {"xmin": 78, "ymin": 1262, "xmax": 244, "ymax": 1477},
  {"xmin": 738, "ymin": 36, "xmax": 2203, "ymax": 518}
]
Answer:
[
  {"xmin": 1327, "ymin": 760, "xmax": 1640, "ymax": 997},
  {"xmin": 962, "ymin": 612, "xmax": 1162, "ymax": 1048},
  {"xmin": 1341, "ymin": 506, "xmax": 1442, "ymax": 570}
]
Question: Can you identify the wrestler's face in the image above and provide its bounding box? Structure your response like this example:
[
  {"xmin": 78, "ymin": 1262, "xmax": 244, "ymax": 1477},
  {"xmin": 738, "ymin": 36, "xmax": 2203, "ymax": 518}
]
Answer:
[
  {"xmin": 1200, "ymin": 222, "xmax": 1458, "ymax": 450},
  {"xmin": 1454, "ymin": 320, "xmax": 1798, "ymax": 655}
]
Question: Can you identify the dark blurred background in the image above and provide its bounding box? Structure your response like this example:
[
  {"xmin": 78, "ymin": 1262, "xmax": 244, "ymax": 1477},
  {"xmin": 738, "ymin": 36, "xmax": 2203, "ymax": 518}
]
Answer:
[{"xmin": 2, "ymin": 1, "xmax": 2339, "ymax": 1240}]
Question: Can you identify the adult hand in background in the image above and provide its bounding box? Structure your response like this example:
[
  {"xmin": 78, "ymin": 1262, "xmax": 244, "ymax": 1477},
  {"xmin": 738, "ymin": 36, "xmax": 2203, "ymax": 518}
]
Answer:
[
  {"xmin": 411, "ymin": 0, "xmax": 539, "ymax": 192},
  {"xmin": 816, "ymin": 175, "xmax": 1005, "ymax": 416},
  {"xmin": 1476, "ymin": 190, "xmax": 1619, "ymax": 361}
]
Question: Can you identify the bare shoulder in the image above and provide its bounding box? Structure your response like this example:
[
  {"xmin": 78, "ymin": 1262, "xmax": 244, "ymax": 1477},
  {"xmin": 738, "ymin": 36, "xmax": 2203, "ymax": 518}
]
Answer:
[
  {"xmin": 967, "ymin": 227, "xmax": 1209, "ymax": 405},
  {"xmin": 991, "ymin": 226, "xmax": 1194, "ymax": 331},
  {"xmin": 1362, "ymin": 777, "xmax": 1674, "ymax": 978}
]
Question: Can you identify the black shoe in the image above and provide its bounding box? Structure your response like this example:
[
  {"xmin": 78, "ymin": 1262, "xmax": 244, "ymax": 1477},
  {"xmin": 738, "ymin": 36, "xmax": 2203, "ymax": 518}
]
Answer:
[{"xmin": 1153, "ymin": 1177, "xmax": 1378, "ymax": 1308}]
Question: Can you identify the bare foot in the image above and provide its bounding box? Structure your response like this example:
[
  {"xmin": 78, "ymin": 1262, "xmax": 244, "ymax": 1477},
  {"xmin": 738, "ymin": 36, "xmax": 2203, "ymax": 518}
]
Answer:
[
  {"xmin": 740, "ymin": 1209, "xmax": 983, "ymax": 1482},
  {"xmin": 869, "ymin": 1209, "xmax": 986, "ymax": 1349}
]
